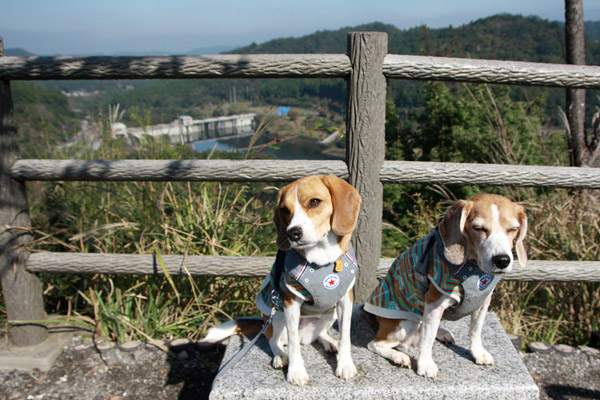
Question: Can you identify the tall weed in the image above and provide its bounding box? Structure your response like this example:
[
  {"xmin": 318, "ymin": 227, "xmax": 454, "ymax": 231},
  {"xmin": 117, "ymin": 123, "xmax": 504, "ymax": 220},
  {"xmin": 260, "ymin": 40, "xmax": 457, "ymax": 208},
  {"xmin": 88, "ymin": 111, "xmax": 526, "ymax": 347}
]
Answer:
[{"xmin": 18, "ymin": 111, "xmax": 277, "ymax": 341}]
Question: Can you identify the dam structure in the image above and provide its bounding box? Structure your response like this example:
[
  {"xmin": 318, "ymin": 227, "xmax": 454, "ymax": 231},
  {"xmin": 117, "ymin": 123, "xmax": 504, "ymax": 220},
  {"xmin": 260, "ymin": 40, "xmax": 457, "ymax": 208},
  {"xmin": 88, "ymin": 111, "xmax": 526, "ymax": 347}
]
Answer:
[{"xmin": 111, "ymin": 113, "xmax": 257, "ymax": 145}]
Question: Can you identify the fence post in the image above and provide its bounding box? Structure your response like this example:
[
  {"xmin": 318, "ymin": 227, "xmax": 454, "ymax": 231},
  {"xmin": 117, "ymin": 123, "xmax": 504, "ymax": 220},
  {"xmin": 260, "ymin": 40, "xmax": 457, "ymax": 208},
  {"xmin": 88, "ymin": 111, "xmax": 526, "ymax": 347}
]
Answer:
[
  {"xmin": 0, "ymin": 37, "xmax": 48, "ymax": 346},
  {"xmin": 346, "ymin": 32, "xmax": 387, "ymax": 303}
]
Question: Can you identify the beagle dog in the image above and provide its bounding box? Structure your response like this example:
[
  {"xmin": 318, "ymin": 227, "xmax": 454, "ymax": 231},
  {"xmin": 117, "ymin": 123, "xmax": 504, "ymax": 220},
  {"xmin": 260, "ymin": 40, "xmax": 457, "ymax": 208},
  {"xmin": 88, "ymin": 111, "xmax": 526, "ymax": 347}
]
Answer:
[
  {"xmin": 201, "ymin": 174, "xmax": 361, "ymax": 386},
  {"xmin": 363, "ymin": 194, "xmax": 527, "ymax": 379}
]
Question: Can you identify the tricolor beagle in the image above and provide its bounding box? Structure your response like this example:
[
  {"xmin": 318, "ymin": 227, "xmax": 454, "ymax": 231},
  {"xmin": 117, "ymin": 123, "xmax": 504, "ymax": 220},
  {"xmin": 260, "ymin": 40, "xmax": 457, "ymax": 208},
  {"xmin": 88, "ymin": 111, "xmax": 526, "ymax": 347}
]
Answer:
[
  {"xmin": 201, "ymin": 175, "xmax": 361, "ymax": 386},
  {"xmin": 364, "ymin": 194, "xmax": 527, "ymax": 378}
]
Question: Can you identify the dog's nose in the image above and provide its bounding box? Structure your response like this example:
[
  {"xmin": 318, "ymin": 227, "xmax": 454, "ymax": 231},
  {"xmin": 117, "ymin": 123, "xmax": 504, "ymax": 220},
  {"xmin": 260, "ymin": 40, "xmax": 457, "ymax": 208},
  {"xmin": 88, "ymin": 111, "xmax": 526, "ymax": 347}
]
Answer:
[
  {"xmin": 492, "ymin": 254, "xmax": 511, "ymax": 270},
  {"xmin": 287, "ymin": 226, "xmax": 303, "ymax": 242}
]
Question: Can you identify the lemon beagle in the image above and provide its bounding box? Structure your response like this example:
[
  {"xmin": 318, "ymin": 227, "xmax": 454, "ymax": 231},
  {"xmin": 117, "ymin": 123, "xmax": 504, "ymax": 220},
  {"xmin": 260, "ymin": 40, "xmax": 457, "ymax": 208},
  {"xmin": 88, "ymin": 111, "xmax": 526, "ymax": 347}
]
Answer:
[
  {"xmin": 201, "ymin": 175, "xmax": 361, "ymax": 386},
  {"xmin": 364, "ymin": 194, "xmax": 527, "ymax": 379}
]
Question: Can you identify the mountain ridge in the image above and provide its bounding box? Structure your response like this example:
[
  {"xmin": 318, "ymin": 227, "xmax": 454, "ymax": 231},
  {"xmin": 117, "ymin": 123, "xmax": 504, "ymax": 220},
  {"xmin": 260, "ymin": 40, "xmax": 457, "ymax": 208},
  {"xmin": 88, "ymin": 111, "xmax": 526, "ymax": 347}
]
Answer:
[{"xmin": 5, "ymin": 14, "xmax": 600, "ymax": 59}]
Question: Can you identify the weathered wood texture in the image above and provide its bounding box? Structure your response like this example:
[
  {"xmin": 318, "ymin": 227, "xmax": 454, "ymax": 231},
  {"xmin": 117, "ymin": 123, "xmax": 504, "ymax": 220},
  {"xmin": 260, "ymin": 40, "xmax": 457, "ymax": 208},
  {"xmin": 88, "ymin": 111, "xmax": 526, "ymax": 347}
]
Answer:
[
  {"xmin": 26, "ymin": 252, "xmax": 600, "ymax": 282},
  {"xmin": 346, "ymin": 32, "xmax": 387, "ymax": 303},
  {"xmin": 2, "ymin": 53, "xmax": 600, "ymax": 89},
  {"xmin": 0, "ymin": 54, "xmax": 351, "ymax": 80},
  {"xmin": 0, "ymin": 39, "xmax": 47, "ymax": 347},
  {"xmin": 10, "ymin": 159, "xmax": 348, "ymax": 182},
  {"xmin": 12, "ymin": 158, "xmax": 600, "ymax": 189},
  {"xmin": 383, "ymin": 54, "xmax": 600, "ymax": 89},
  {"xmin": 380, "ymin": 160, "xmax": 600, "ymax": 188},
  {"xmin": 26, "ymin": 253, "xmax": 273, "ymax": 277}
]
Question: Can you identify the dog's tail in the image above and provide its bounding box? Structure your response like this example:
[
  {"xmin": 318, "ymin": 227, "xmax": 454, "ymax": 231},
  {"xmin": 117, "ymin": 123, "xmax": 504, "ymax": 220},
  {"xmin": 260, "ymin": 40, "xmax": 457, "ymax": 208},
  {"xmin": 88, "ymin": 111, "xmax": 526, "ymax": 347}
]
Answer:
[{"xmin": 198, "ymin": 317, "xmax": 264, "ymax": 345}]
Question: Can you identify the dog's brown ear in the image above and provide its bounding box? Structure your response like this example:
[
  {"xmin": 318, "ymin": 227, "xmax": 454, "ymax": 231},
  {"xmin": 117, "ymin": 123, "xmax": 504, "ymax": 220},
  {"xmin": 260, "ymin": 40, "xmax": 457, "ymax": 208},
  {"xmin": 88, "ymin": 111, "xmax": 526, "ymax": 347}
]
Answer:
[
  {"xmin": 321, "ymin": 175, "xmax": 361, "ymax": 236},
  {"xmin": 438, "ymin": 199, "xmax": 473, "ymax": 265},
  {"xmin": 515, "ymin": 207, "xmax": 528, "ymax": 267},
  {"xmin": 273, "ymin": 187, "xmax": 291, "ymax": 250}
]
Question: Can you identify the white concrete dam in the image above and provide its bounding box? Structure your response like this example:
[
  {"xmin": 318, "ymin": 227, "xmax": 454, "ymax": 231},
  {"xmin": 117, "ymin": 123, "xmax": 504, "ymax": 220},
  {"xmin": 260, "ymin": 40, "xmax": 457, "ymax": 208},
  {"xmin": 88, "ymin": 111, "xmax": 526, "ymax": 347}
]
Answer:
[{"xmin": 111, "ymin": 113, "xmax": 257, "ymax": 145}]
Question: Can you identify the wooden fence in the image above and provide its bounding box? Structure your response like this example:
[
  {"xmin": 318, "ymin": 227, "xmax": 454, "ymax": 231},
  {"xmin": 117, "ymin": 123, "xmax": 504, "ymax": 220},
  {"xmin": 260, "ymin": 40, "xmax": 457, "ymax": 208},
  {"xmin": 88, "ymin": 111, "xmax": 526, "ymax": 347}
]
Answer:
[{"xmin": 2, "ymin": 32, "xmax": 600, "ymax": 347}]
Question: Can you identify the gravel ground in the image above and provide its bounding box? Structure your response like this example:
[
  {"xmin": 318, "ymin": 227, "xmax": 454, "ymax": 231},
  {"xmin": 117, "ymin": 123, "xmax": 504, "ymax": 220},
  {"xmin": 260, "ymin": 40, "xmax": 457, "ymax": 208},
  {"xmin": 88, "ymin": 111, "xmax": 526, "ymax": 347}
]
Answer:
[
  {"xmin": 0, "ymin": 336, "xmax": 598, "ymax": 400},
  {"xmin": 522, "ymin": 345, "xmax": 600, "ymax": 400}
]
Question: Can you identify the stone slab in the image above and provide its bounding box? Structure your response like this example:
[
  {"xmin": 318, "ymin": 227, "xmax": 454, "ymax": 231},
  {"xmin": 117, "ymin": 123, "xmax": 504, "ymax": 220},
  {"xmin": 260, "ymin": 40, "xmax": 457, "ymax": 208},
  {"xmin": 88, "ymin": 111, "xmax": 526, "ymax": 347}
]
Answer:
[
  {"xmin": 0, "ymin": 330, "xmax": 74, "ymax": 372},
  {"xmin": 210, "ymin": 311, "xmax": 538, "ymax": 400}
]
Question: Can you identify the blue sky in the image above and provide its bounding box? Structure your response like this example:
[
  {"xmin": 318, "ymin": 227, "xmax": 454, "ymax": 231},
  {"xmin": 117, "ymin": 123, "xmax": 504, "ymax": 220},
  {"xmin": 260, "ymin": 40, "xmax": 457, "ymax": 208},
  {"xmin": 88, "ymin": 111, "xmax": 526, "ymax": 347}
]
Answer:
[{"xmin": 2, "ymin": 0, "xmax": 600, "ymax": 55}]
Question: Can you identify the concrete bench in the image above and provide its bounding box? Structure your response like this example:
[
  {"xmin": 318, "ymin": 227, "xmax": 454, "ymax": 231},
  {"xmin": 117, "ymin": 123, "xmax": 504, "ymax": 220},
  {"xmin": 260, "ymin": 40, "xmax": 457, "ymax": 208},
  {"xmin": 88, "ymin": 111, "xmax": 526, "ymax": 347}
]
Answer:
[{"xmin": 209, "ymin": 312, "xmax": 539, "ymax": 399}]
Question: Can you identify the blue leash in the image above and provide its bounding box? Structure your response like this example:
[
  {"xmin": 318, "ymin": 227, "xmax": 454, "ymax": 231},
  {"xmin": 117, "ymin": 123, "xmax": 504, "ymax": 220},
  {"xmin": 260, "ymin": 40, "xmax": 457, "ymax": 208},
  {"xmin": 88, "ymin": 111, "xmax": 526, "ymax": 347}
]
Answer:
[{"xmin": 210, "ymin": 250, "xmax": 286, "ymax": 391}]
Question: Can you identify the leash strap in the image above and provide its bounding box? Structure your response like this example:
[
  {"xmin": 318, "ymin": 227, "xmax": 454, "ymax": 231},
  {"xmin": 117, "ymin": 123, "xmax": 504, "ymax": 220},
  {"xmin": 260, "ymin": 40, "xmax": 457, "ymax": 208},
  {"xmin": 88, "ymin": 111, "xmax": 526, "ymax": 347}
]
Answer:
[{"xmin": 210, "ymin": 249, "xmax": 286, "ymax": 390}]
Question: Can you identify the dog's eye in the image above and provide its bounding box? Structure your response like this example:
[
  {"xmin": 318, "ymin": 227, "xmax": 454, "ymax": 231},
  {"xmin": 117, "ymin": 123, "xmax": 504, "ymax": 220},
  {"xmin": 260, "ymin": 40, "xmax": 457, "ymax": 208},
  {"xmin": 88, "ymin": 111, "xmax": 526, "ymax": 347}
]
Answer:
[
  {"xmin": 473, "ymin": 225, "xmax": 487, "ymax": 233},
  {"xmin": 308, "ymin": 198, "xmax": 321, "ymax": 209},
  {"xmin": 508, "ymin": 227, "xmax": 519, "ymax": 232},
  {"xmin": 280, "ymin": 207, "xmax": 290, "ymax": 216}
]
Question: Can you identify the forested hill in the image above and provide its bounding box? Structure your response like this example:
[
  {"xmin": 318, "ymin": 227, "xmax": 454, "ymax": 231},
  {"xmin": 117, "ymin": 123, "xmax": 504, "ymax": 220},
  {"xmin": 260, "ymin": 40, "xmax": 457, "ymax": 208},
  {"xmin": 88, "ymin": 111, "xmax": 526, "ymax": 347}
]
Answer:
[{"xmin": 232, "ymin": 15, "xmax": 600, "ymax": 65}]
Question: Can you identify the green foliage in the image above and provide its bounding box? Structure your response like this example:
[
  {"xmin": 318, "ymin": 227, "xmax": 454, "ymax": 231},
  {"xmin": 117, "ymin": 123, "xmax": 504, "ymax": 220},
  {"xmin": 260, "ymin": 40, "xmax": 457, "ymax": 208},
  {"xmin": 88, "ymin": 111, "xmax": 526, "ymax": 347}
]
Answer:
[
  {"xmin": 388, "ymin": 82, "xmax": 562, "ymax": 165},
  {"xmin": 11, "ymin": 81, "xmax": 79, "ymax": 157},
  {"xmin": 19, "ymin": 116, "xmax": 279, "ymax": 341}
]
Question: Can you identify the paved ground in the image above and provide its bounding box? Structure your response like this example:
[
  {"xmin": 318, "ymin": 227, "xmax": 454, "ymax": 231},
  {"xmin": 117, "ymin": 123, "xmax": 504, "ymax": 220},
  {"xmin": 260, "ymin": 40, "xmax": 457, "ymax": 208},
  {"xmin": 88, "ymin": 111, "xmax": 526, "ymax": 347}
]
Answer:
[{"xmin": 0, "ymin": 335, "xmax": 598, "ymax": 400}]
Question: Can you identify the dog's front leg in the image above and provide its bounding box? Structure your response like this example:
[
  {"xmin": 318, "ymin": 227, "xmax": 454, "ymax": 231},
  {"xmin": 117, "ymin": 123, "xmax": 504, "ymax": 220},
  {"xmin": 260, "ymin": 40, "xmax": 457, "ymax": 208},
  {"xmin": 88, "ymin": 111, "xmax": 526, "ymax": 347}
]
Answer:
[
  {"xmin": 269, "ymin": 316, "xmax": 288, "ymax": 369},
  {"xmin": 469, "ymin": 291, "xmax": 494, "ymax": 365},
  {"xmin": 417, "ymin": 292, "xmax": 455, "ymax": 379},
  {"xmin": 335, "ymin": 289, "xmax": 357, "ymax": 380},
  {"xmin": 284, "ymin": 295, "xmax": 309, "ymax": 386}
]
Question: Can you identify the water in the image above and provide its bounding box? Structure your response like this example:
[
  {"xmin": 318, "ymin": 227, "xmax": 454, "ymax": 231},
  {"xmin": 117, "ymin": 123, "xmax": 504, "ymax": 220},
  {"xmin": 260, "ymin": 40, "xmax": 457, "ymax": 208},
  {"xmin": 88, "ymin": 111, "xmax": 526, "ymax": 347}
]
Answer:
[
  {"xmin": 191, "ymin": 134, "xmax": 345, "ymax": 160},
  {"xmin": 193, "ymin": 140, "xmax": 238, "ymax": 152}
]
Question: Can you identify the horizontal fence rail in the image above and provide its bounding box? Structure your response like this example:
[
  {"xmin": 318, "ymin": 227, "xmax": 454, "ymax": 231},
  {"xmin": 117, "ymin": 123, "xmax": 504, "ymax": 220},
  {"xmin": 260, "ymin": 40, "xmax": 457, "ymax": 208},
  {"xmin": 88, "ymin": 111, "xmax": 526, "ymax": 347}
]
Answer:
[
  {"xmin": 0, "ymin": 54, "xmax": 351, "ymax": 80},
  {"xmin": 2, "ymin": 53, "xmax": 600, "ymax": 89},
  {"xmin": 25, "ymin": 252, "xmax": 600, "ymax": 282},
  {"xmin": 380, "ymin": 161, "xmax": 600, "ymax": 188},
  {"xmin": 11, "ymin": 159, "xmax": 600, "ymax": 188},
  {"xmin": 383, "ymin": 54, "xmax": 600, "ymax": 89},
  {"xmin": 10, "ymin": 159, "xmax": 349, "ymax": 182}
]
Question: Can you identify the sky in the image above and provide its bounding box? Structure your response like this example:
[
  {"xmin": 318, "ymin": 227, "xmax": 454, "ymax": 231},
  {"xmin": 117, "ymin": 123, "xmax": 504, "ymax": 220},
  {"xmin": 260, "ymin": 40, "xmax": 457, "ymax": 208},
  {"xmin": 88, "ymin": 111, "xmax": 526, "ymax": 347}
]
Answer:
[{"xmin": 2, "ymin": 0, "xmax": 600, "ymax": 56}]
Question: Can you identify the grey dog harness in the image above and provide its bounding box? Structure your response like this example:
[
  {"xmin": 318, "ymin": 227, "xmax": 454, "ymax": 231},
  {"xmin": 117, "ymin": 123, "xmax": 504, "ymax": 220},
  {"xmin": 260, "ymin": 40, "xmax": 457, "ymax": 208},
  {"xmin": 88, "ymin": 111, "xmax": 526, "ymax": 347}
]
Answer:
[
  {"xmin": 414, "ymin": 229, "xmax": 501, "ymax": 321},
  {"xmin": 284, "ymin": 246, "xmax": 358, "ymax": 315}
]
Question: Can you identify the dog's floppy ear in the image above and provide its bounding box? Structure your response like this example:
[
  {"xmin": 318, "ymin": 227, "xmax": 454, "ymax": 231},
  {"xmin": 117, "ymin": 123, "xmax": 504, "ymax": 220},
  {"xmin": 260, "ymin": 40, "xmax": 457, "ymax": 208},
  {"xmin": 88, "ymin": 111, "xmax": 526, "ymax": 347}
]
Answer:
[
  {"xmin": 273, "ymin": 186, "xmax": 291, "ymax": 250},
  {"xmin": 438, "ymin": 199, "xmax": 473, "ymax": 265},
  {"xmin": 515, "ymin": 207, "xmax": 528, "ymax": 267},
  {"xmin": 321, "ymin": 174, "xmax": 361, "ymax": 236}
]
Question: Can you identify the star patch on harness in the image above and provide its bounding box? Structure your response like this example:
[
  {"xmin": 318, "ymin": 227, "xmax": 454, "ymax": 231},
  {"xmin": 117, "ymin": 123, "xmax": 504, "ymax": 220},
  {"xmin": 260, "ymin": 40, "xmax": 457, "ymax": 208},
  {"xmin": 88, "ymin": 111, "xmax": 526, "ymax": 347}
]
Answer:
[
  {"xmin": 323, "ymin": 274, "xmax": 340, "ymax": 290},
  {"xmin": 478, "ymin": 274, "xmax": 493, "ymax": 290}
]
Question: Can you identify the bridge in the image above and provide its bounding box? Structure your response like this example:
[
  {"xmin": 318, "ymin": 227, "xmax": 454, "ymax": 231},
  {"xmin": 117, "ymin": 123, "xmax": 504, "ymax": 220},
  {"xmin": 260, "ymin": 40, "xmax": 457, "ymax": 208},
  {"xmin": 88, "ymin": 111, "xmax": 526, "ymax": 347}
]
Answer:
[{"xmin": 111, "ymin": 113, "xmax": 257, "ymax": 145}]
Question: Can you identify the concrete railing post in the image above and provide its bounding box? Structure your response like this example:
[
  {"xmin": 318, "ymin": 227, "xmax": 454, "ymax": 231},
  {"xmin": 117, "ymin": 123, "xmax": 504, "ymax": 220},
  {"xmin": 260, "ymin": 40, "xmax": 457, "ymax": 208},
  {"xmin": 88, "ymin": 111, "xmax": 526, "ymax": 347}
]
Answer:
[
  {"xmin": 346, "ymin": 32, "xmax": 387, "ymax": 303},
  {"xmin": 0, "ymin": 37, "xmax": 47, "ymax": 346}
]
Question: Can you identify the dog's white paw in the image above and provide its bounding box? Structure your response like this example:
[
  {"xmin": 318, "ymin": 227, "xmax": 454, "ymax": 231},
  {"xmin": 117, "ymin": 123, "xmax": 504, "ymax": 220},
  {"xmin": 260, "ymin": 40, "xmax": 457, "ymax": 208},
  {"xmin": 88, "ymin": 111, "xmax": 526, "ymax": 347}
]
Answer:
[
  {"xmin": 287, "ymin": 366, "xmax": 309, "ymax": 386},
  {"xmin": 472, "ymin": 348, "xmax": 494, "ymax": 366},
  {"xmin": 392, "ymin": 350, "xmax": 411, "ymax": 368},
  {"xmin": 436, "ymin": 327, "xmax": 455, "ymax": 344},
  {"xmin": 417, "ymin": 359, "xmax": 439, "ymax": 379},
  {"xmin": 336, "ymin": 359, "xmax": 357, "ymax": 381},
  {"xmin": 272, "ymin": 354, "xmax": 288, "ymax": 369}
]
